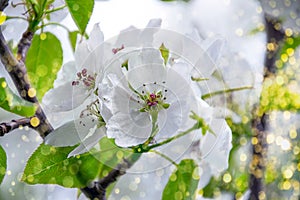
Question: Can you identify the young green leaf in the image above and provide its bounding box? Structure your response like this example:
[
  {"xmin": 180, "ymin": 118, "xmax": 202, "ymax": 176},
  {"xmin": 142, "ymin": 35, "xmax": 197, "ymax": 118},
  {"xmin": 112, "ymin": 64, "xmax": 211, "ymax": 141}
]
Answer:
[
  {"xmin": 22, "ymin": 143, "xmax": 101, "ymax": 188},
  {"xmin": 69, "ymin": 31, "xmax": 79, "ymax": 51},
  {"xmin": 65, "ymin": 0, "xmax": 94, "ymax": 34},
  {"xmin": 0, "ymin": 77, "xmax": 36, "ymax": 117},
  {"xmin": 0, "ymin": 145, "xmax": 7, "ymax": 184},
  {"xmin": 162, "ymin": 159, "xmax": 199, "ymax": 200},
  {"xmin": 159, "ymin": 43, "xmax": 169, "ymax": 65},
  {"xmin": 26, "ymin": 32, "xmax": 63, "ymax": 101}
]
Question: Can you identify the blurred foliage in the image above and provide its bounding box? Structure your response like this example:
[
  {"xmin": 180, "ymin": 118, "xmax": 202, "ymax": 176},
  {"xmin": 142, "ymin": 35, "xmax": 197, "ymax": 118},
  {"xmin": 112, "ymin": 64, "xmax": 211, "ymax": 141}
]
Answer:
[
  {"xmin": 162, "ymin": 159, "xmax": 199, "ymax": 200},
  {"xmin": 0, "ymin": 78, "xmax": 37, "ymax": 117},
  {"xmin": 0, "ymin": 145, "xmax": 6, "ymax": 185},
  {"xmin": 259, "ymin": 76, "xmax": 300, "ymax": 114}
]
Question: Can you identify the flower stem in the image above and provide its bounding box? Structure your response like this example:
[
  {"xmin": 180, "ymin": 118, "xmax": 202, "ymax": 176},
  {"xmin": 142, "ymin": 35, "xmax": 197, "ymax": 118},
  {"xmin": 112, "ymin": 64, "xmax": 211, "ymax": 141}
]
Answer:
[
  {"xmin": 148, "ymin": 111, "xmax": 159, "ymax": 139},
  {"xmin": 201, "ymin": 86, "xmax": 253, "ymax": 100},
  {"xmin": 45, "ymin": 4, "xmax": 67, "ymax": 15},
  {"xmin": 38, "ymin": 22, "xmax": 70, "ymax": 32},
  {"xmin": 6, "ymin": 16, "xmax": 28, "ymax": 21},
  {"xmin": 150, "ymin": 149, "xmax": 178, "ymax": 167},
  {"xmin": 147, "ymin": 123, "xmax": 199, "ymax": 150}
]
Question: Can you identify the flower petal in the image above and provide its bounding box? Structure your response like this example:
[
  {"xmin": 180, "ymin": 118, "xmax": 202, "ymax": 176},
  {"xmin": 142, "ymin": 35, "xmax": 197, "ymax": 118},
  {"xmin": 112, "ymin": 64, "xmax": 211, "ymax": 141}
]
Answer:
[
  {"xmin": 75, "ymin": 42, "xmax": 90, "ymax": 70},
  {"xmin": 197, "ymin": 162, "xmax": 212, "ymax": 189},
  {"xmin": 115, "ymin": 26, "xmax": 141, "ymax": 48},
  {"xmin": 111, "ymin": 84, "xmax": 140, "ymax": 114},
  {"xmin": 127, "ymin": 62, "xmax": 167, "ymax": 91},
  {"xmin": 42, "ymin": 81, "xmax": 90, "ymax": 112},
  {"xmin": 202, "ymin": 37, "xmax": 225, "ymax": 64},
  {"xmin": 146, "ymin": 18, "xmax": 162, "ymax": 28},
  {"xmin": 200, "ymin": 119, "xmax": 232, "ymax": 175},
  {"xmin": 128, "ymin": 49, "xmax": 164, "ymax": 70},
  {"xmin": 45, "ymin": 116, "xmax": 98, "ymax": 147},
  {"xmin": 68, "ymin": 126, "xmax": 106, "ymax": 157},
  {"xmin": 157, "ymin": 100, "xmax": 189, "ymax": 139},
  {"xmin": 106, "ymin": 112, "xmax": 152, "ymax": 147},
  {"xmin": 88, "ymin": 23, "xmax": 104, "ymax": 52},
  {"xmin": 53, "ymin": 61, "xmax": 76, "ymax": 88}
]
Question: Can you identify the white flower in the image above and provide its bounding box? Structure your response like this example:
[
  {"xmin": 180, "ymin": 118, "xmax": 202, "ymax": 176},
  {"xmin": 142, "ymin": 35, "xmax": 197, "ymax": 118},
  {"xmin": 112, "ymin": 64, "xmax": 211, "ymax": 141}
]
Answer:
[
  {"xmin": 105, "ymin": 29, "xmax": 233, "ymax": 199},
  {"xmin": 44, "ymin": 19, "xmax": 163, "ymax": 155},
  {"xmin": 43, "ymin": 23, "xmax": 104, "ymax": 112},
  {"xmin": 43, "ymin": 23, "xmax": 106, "ymax": 156},
  {"xmin": 99, "ymin": 49, "xmax": 194, "ymax": 147}
]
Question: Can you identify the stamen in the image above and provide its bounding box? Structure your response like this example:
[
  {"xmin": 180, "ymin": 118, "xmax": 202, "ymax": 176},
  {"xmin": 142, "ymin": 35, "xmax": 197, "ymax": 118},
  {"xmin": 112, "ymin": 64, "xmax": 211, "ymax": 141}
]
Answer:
[
  {"xmin": 112, "ymin": 44, "xmax": 125, "ymax": 54},
  {"xmin": 72, "ymin": 68, "xmax": 96, "ymax": 90},
  {"xmin": 82, "ymin": 68, "xmax": 87, "ymax": 77},
  {"xmin": 150, "ymin": 93, "xmax": 156, "ymax": 99}
]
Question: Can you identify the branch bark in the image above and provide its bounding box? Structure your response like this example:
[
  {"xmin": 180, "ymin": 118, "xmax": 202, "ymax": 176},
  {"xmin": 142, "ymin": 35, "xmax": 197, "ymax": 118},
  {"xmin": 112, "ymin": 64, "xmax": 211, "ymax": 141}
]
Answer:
[
  {"xmin": 249, "ymin": 14, "xmax": 285, "ymax": 200},
  {"xmin": 17, "ymin": 30, "xmax": 34, "ymax": 62},
  {"xmin": 0, "ymin": 118, "xmax": 31, "ymax": 136},
  {"xmin": 0, "ymin": 0, "xmax": 53, "ymax": 138}
]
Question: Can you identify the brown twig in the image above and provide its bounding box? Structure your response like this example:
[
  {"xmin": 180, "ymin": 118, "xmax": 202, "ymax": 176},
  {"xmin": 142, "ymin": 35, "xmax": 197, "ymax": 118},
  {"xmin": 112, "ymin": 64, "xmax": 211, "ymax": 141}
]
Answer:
[
  {"xmin": 249, "ymin": 14, "xmax": 285, "ymax": 200},
  {"xmin": 0, "ymin": 118, "xmax": 31, "ymax": 136},
  {"xmin": 17, "ymin": 30, "xmax": 34, "ymax": 62},
  {"xmin": 0, "ymin": 0, "xmax": 53, "ymax": 137}
]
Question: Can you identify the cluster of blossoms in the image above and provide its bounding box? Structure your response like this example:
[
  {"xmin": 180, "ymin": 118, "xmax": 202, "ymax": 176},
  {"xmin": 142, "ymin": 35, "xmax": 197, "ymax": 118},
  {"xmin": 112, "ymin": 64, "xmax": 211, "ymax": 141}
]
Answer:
[{"xmin": 43, "ymin": 19, "xmax": 232, "ymax": 195}]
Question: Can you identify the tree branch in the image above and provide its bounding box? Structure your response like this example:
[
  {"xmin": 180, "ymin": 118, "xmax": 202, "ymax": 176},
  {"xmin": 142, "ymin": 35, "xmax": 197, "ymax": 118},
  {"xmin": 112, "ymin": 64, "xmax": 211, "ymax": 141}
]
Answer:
[
  {"xmin": 81, "ymin": 154, "xmax": 140, "ymax": 200},
  {"xmin": 249, "ymin": 14, "xmax": 285, "ymax": 200},
  {"xmin": 0, "ymin": 118, "xmax": 31, "ymax": 136},
  {"xmin": 0, "ymin": 0, "xmax": 53, "ymax": 138},
  {"xmin": 0, "ymin": 0, "xmax": 8, "ymax": 11},
  {"xmin": 17, "ymin": 30, "xmax": 34, "ymax": 62}
]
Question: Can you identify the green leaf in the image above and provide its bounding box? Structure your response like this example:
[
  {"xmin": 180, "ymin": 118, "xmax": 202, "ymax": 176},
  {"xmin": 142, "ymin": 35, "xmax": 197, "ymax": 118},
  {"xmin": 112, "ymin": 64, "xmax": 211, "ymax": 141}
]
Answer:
[
  {"xmin": 0, "ymin": 77, "xmax": 36, "ymax": 117},
  {"xmin": 189, "ymin": 111, "xmax": 213, "ymax": 135},
  {"xmin": 0, "ymin": 145, "xmax": 7, "ymax": 184},
  {"xmin": 69, "ymin": 31, "xmax": 79, "ymax": 52},
  {"xmin": 97, "ymin": 137, "xmax": 133, "ymax": 178},
  {"xmin": 121, "ymin": 60, "xmax": 128, "ymax": 70},
  {"xmin": 65, "ymin": 0, "xmax": 94, "ymax": 34},
  {"xmin": 159, "ymin": 43, "xmax": 169, "ymax": 65},
  {"xmin": 162, "ymin": 159, "xmax": 199, "ymax": 200},
  {"xmin": 97, "ymin": 137, "xmax": 139, "ymax": 199},
  {"xmin": 26, "ymin": 32, "xmax": 63, "ymax": 101},
  {"xmin": 22, "ymin": 143, "xmax": 101, "ymax": 188}
]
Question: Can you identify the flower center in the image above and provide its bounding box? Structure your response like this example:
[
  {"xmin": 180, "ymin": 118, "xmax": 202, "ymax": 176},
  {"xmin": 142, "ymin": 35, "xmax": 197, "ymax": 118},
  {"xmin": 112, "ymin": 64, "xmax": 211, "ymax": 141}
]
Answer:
[
  {"xmin": 146, "ymin": 93, "xmax": 160, "ymax": 107},
  {"xmin": 72, "ymin": 68, "xmax": 96, "ymax": 90},
  {"xmin": 133, "ymin": 82, "xmax": 170, "ymax": 112}
]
